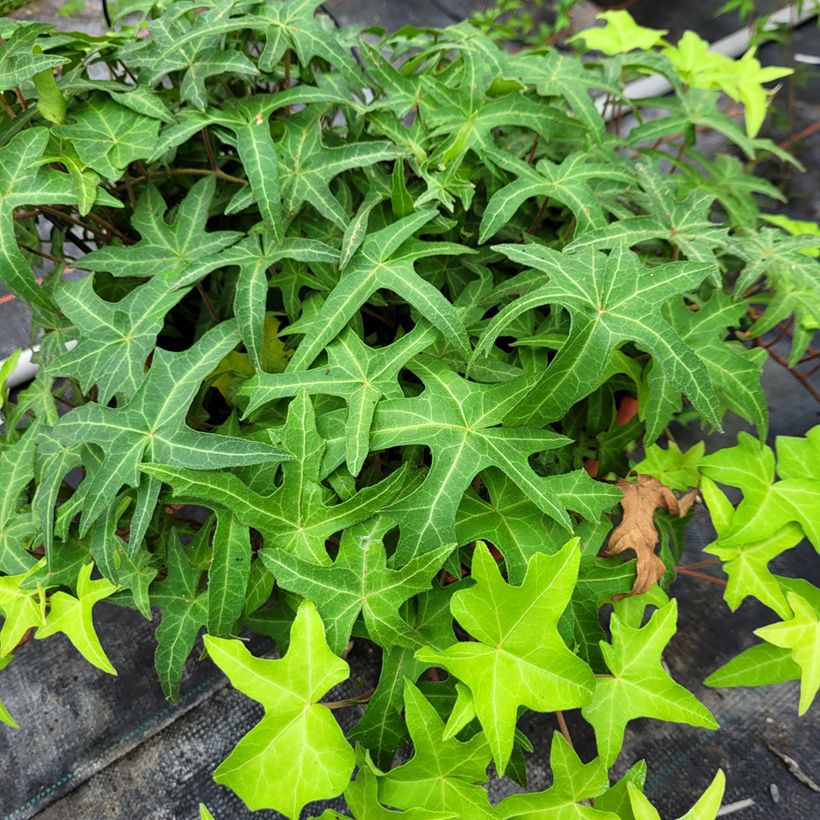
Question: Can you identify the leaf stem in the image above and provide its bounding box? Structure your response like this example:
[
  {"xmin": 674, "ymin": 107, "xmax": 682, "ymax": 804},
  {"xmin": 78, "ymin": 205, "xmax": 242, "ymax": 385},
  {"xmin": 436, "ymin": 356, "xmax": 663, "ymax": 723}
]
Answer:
[
  {"xmin": 555, "ymin": 710, "xmax": 574, "ymax": 748},
  {"xmin": 676, "ymin": 566, "xmax": 727, "ymax": 586}
]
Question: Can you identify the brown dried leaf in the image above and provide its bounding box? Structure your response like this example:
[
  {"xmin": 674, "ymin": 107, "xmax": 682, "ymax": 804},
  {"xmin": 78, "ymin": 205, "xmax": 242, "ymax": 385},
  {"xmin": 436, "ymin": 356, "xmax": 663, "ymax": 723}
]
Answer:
[{"xmin": 607, "ymin": 475, "xmax": 691, "ymax": 595}]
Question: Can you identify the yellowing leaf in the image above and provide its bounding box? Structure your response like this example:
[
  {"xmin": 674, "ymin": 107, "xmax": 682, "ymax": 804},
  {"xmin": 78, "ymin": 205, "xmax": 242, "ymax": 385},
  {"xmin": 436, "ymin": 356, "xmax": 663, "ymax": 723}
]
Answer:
[{"xmin": 570, "ymin": 11, "xmax": 668, "ymax": 55}]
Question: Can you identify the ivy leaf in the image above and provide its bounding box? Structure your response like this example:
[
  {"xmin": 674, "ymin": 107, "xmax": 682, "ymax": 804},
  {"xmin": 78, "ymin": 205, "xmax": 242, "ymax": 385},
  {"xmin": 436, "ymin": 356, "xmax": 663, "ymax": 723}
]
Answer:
[
  {"xmin": 582, "ymin": 600, "xmax": 718, "ymax": 766},
  {"xmin": 151, "ymin": 537, "xmax": 208, "ymax": 702},
  {"xmin": 632, "ymin": 441, "xmax": 704, "ymax": 492},
  {"xmin": 49, "ymin": 321, "xmax": 289, "ymax": 549},
  {"xmin": 379, "ymin": 679, "xmax": 495, "ymax": 817},
  {"xmin": 0, "ymin": 560, "xmax": 47, "ymax": 656},
  {"xmin": 278, "ymin": 110, "xmax": 400, "ymax": 227},
  {"xmin": 118, "ymin": 1, "xmax": 257, "ymax": 110},
  {"xmin": 702, "ymin": 475, "xmax": 800, "ymax": 619},
  {"xmin": 698, "ymin": 431, "xmax": 820, "ymax": 550},
  {"xmin": 263, "ymin": 515, "xmax": 455, "ymax": 654},
  {"xmin": 349, "ymin": 585, "xmax": 457, "ymax": 764},
  {"xmin": 647, "ymin": 292, "xmax": 768, "ymax": 438},
  {"xmin": 79, "ymin": 176, "xmax": 241, "ymax": 280},
  {"xmin": 143, "ymin": 390, "xmax": 407, "ymax": 564},
  {"xmin": 249, "ymin": 0, "xmax": 360, "ymax": 78},
  {"xmin": 455, "ymin": 467, "xmax": 572, "ymax": 584},
  {"xmin": 495, "ymin": 732, "xmax": 617, "ymax": 819},
  {"xmin": 285, "ymin": 210, "xmax": 472, "ymax": 371},
  {"xmin": 705, "ymin": 639, "xmax": 801, "ymax": 689},
  {"xmin": 476, "ymin": 243, "xmax": 718, "ymax": 435},
  {"xmin": 626, "ymin": 769, "xmax": 725, "ymax": 820},
  {"xmin": 0, "ymin": 128, "xmax": 76, "ymax": 313},
  {"xmin": 242, "ymin": 322, "xmax": 437, "ymax": 474},
  {"xmin": 35, "ymin": 562, "xmax": 119, "ymax": 675},
  {"xmin": 0, "ymin": 430, "xmax": 38, "ymax": 575},
  {"xmin": 219, "ymin": 232, "xmax": 339, "ymax": 364},
  {"xmin": 755, "ymin": 592, "xmax": 820, "ymax": 715},
  {"xmin": 570, "ymin": 11, "xmax": 668, "ymax": 55},
  {"xmin": 0, "ymin": 24, "xmax": 67, "ymax": 92},
  {"xmin": 730, "ymin": 228, "xmax": 820, "ymax": 366},
  {"xmin": 479, "ymin": 148, "xmax": 635, "ymax": 242},
  {"xmin": 416, "ymin": 540, "xmax": 595, "ymax": 772},
  {"xmin": 205, "ymin": 599, "xmax": 355, "ymax": 816},
  {"xmin": 53, "ymin": 95, "xmax": 160, "ymax": 180},
  {"xmin": 46, "ymin": 272, "xmax": 198, "ymax": 405},
  {"xmin": 370, "ymin": 356, "xmax": 616, "ymax": 563},
  {"xmin": 565, "ymin": 163, "xmax": 727, "ymax": 272}
]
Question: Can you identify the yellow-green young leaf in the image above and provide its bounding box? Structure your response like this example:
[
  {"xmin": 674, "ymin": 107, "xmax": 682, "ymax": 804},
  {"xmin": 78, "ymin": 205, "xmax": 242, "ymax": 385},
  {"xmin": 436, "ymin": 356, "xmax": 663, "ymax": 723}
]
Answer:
[
  {"xmin": 496, "ymin": 732, "xmax": 617, "ymax": 818},
  {"xmin": 205, "ymin": 600, "xmax": 354, "ymax": 816},
  {"xmin": 632, "ymin": 441, "xmax": 704, "ymax": 491},
  {"xmin": 380, "ymin": 680, "xmax": 495, "ymax": 817},
  {"xmin": 416, "ymin": 540, "xmax": 595, "ymax": 773},
  {"xmin": 0, "ymin": 560, "xmax": 47, "ymax": 656},
  {"xmin": 705, "ymin": 640, "xmax": 801, "ymax": 689},
  {"xmin": 569, "ymin": 11, "xmax": 668, "ymax": 55},
  {"xmin": 699, "ymin": 430, "xmax": 820, "ymax": 549},
  {"xmin": 755, "ymin": 592, "xmax": 820, "ymax": 715},
  {"xmin": 198, "ymin": 804, "xmax": 215, "ymax": 820},
  {"xmin": 582, "ymin": 600, "xmax": 717, "ymax": 766},
  {"xmin": 0, "ymin": 655, "xmax": 18, "ymax": 728},
  {"xmin": 627, "ymin": 769, "xmax": 725, "ymax": 820},
  {"xmin": 35, "ymin": 562, "xmax": 119, "ymax": 675},
  {"xmin": 33, "ymin": 65, "xmax": 66, "ymax": 124}
]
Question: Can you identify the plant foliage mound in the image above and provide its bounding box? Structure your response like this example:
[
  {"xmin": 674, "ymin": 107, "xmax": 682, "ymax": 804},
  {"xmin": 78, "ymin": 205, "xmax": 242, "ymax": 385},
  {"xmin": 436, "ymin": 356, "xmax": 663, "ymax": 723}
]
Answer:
[{"xmin": 0, "ymin": 2, "xmax": 818, "ymax": 817}]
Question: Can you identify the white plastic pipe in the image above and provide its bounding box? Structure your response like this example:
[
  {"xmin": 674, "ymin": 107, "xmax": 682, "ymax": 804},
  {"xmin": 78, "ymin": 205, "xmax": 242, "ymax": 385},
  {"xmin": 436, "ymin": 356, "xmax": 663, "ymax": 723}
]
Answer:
[{"xmin": 599, "ymin": 3, "xmax": 818, "ymax": 117}]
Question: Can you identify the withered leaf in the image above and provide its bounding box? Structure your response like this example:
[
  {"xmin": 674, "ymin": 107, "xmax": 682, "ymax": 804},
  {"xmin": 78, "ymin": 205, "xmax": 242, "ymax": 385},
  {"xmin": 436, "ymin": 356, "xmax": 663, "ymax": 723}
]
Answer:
[{"xmin": 608, "ymin": 475, "xmax": 696, "ymax": 594}]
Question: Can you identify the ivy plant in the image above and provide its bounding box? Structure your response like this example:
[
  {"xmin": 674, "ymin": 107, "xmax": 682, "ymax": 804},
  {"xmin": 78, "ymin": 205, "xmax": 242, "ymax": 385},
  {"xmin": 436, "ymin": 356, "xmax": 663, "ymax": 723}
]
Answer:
[{"xmin": 0, "ymin": 2, "xmax": 818, "ymax": 817}]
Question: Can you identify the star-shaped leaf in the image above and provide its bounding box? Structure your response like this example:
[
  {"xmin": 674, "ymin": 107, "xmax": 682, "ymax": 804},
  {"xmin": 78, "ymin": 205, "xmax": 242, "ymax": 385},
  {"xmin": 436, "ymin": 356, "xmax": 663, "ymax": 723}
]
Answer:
[
  {"xmin": 581, "ymin": 600, "xmax": 717, "ymax": 766},
  {"xmin": 755, "ymin": 592, "xmax": 820, "ymax": 715},
  {"xmin": 143, "ymin": 390, "xmax": 407, "ymax": 564},
  {"xmin": 0, "ymin": 128, "xmax": 77, "ymax": 313},
  {"xmin": 0, "ymin": 560, "xmax": 47, "ymax": 657},
  {"xmin": 0, "ymin": 23, "xmax": 68, "ymax": 92},
  {"xmin": 626, "ymin": 769, "xmax": 725, "ymax": 820},
  {"xmin": 479, "ymin": 148, "xmax": 635, "ymax": 242},
  {"xmin": 278, "ymin": 110, "xmax": 400, "ymax": 227},
  {"xmin": 46, "ymin": 272, "xmax": 198, "ymax": 405},
  {"xmin": 35, "ymin": 562, "xmax": 119, "ymax": 675},
  {"xmin": 632, "ymin": 440, "xmax": 704, "ymax": 492},
  {"xmin": 565, "ymin": 163, "xmax": 727, "ymax": 273},
  {"xmin": 379, "ymin": 679, "xmax": 495, "ymax": 817},
  {"xmin": 53, "ymin": 95, "xmax": 160, "ymax": 181},
  {"xmin": 49, "ymin": 321, "xmax": 289, "ymax": 549},
  {"xmin": 205, "ymin": 599, "xmax": 354, "ymax": 816},
  {"xmin": 0, "ymin": 431, "xmax": 38, "ymax": 575},
  {"xmin": 349, "ymin": 585, "xmax": 457, "ymax": 765},
  {"xmin": 242, "ymin": 322, "xmax": 437, "ymax": 474},
  {"xmin": 249, "ymin": 0, "xmax": 360, "ymax": 78},
  {"xmin": 370, "ymin": 356, "xmax": 617, "ymax": 563},
  {"xmin": 417, "ymin": 540, "xmax": 594, "ymax": 772},
  {"xmin": 475, "ymin": 243, "xmax": 719, "ymax": 436},
  {"xmin": 698, "ymin": 430, "xmax": 820, "ymax": 549},
  {"xmin": 570, "ymin": 10, "xmax": 668, "ymax": 55},
  {"xmin": 284, "ymin": 210, "xmax": 472, "ymax": 370},
  {"xmin": 262, "ymin": 515, "xmax": 455, "ymax": 654},
  {"xmin": 701, "ymin": 475, "xmax": 801, "ymax": 619},
  {"xmin": 496, "ymin": 732, "xmax": 617, "ymax": 819},
  {"xmin": 79, "ymin": 176, "xmax": 241, "ymax": 280},
  {"xmin": 118, "ymin": 0, "xmax": 257, "ymax": 110},
  {"xmin": 151, "ymin": 537, "xmax": 208, "ymax": 702}
]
